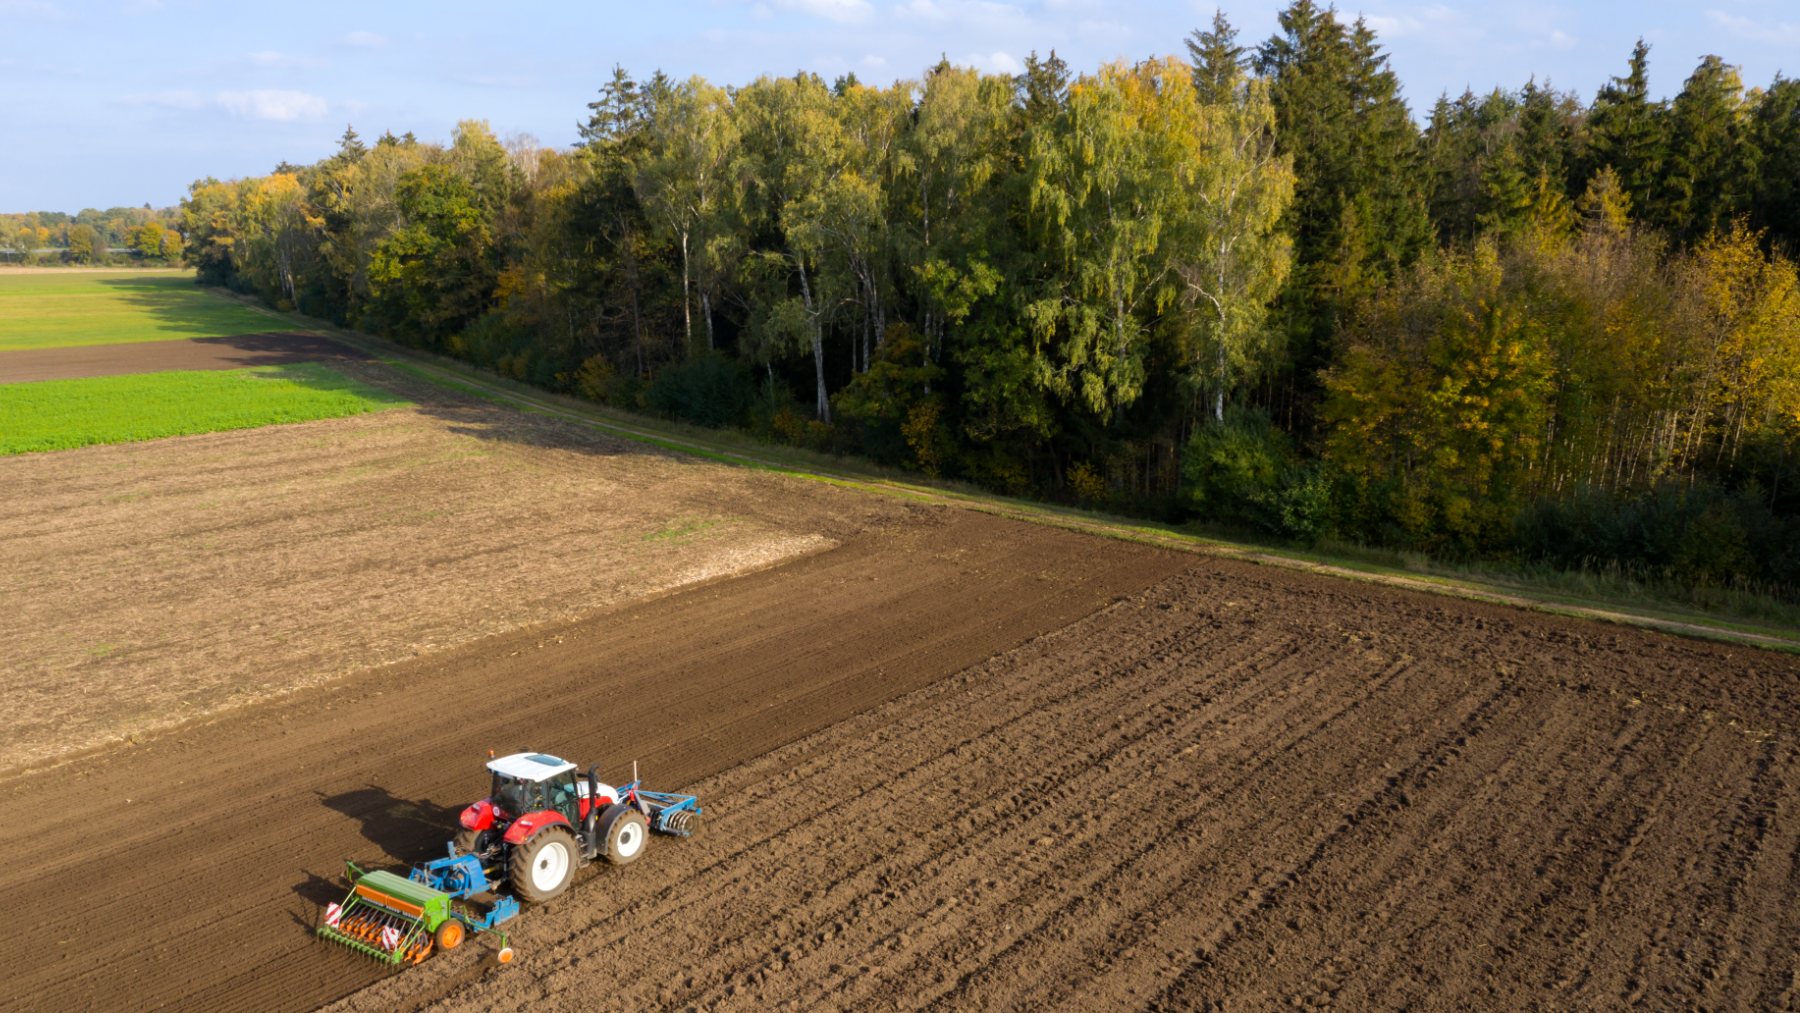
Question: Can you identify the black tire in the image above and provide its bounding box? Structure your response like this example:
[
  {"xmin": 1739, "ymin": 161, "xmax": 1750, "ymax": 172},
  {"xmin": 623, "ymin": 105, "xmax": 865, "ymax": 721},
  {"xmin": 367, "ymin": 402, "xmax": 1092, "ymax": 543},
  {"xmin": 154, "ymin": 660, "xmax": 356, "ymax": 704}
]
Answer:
[
  {"xmin": 509, "ymin": 826, "xmax": 578, "ymax": 903},
  {"xmin": 599, "ymin": 804, "xmax": 650, "ymax": 866},
  {"xmin": 453, "ymin": 828, "xmax": 496, "ymax": 857}
]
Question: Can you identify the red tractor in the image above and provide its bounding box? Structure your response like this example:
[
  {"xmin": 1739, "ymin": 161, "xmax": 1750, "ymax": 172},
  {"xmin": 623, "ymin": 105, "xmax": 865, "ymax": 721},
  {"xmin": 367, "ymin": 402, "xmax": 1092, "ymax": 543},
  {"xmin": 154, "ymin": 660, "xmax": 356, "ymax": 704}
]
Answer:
[{"xmin": 454, "ymin": 751, "xmax": 701, "ymax": 903}]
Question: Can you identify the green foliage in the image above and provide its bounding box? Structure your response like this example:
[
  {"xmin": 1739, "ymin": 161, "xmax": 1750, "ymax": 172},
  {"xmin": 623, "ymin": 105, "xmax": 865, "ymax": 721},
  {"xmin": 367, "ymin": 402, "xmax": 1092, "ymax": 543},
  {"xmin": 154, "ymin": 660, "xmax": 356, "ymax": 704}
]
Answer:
[
  {"xmin": 644, "ymin": 352, "xmax": 756, "ymax": 428},
  {"xmin": 0, "ymin": 364, "xmax": 407, "ymax": 455},
  {"xmin": 365, "ymin": 162, "xmax": 498, "ymax": 346},
  {"xmin": 1515, "ymin": 483, "xmax": 1800, "ymax": 593},
  {"xmin": 831, "ymin": 325, "xmax": 944, "ymax": 468},
  {"xmin": 1584, "ymin": 39, "xmax": 1666, "ymax": 212},
  {"xmin": 1256, "ymin": 0, "xmax": 1431, "ymax": 405},
  {"xmin": 1182, "ymin": 407, "xmax": 1329, "ymax": 541}
]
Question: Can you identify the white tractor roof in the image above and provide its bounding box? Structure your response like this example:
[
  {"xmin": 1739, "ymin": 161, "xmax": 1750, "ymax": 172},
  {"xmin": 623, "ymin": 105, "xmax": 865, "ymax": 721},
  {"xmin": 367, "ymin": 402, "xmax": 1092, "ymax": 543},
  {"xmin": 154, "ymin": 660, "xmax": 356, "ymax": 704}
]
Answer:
[{"xmin": 486, "ymin": 752, "xmax": 577, "ymax": 781}]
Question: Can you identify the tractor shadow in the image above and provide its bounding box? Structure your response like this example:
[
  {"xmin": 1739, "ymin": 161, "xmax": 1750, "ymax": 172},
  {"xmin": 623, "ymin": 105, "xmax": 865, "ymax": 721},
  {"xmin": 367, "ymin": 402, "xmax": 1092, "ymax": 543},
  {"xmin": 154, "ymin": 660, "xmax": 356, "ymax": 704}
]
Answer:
[
  {"xmin": 292, "ymin": 786, "xmax": 468, "ymax": 934},
  {"xmin": 319, "ymin": 784, "xmax": 466, "ymax": 861}
]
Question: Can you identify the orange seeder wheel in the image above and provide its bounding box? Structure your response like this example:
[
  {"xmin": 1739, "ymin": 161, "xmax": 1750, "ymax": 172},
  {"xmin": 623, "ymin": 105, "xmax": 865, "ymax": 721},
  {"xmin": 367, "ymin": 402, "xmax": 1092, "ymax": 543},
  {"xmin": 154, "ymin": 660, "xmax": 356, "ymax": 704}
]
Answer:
[
  {"xmin": 496, "ymin": 945, "xmax": 515, "ymax": 964},
  {"xmin": 434, "ymin": 920, "xmax": 465, "ymax": 951}
]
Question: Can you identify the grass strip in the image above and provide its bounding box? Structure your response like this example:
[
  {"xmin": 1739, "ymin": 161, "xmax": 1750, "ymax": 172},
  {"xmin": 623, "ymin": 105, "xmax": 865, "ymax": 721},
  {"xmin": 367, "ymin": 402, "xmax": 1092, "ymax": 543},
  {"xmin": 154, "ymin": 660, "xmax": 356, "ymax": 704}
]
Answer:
[
  {"xmin": 0, "ymin": 270, "xmax": 276, "ymax": 351},
  {"xmin": 0, "ymin": 363, "xmax": 410, "ymax": 454}
]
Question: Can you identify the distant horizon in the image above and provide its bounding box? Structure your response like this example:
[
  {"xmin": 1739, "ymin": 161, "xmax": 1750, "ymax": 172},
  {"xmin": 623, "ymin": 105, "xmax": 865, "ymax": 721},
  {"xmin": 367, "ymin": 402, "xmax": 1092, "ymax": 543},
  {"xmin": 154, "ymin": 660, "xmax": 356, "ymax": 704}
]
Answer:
[{"xmin": 3, "ymin": 0, "xmax": 1794, "ymax": 212}]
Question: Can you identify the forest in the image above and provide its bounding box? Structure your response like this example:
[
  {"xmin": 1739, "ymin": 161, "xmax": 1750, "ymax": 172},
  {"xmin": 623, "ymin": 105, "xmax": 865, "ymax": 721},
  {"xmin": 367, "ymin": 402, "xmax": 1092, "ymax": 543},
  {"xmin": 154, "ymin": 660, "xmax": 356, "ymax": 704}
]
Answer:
[{"xmin": 174, "ymin": 1, "xmax": 1800, "ymax": 598}]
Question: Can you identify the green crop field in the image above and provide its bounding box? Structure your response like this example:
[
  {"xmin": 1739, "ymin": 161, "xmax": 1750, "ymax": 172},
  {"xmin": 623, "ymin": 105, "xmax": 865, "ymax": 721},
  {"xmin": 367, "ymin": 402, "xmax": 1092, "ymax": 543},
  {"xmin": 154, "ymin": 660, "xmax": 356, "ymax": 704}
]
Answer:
[
  {"xmin": 0, "ymin": 363, "xmax": 410, "ymax": 454},
  {"xmin": 0, "ymin": 270, "xmax": 277, "ymax": 351}
]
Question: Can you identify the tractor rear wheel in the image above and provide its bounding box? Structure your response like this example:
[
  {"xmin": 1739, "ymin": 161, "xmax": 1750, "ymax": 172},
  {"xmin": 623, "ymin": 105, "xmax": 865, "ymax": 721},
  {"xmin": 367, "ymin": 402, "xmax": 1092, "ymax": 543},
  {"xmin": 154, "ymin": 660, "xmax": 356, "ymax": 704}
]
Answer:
[
  {"xmin": 453, "ymin": 828, "xmax": 496, "ymax": 857},
  {"xmin": 509, "ymin": 826, "xmax": 578, "ymax": 903},
  {"xmin": 599, "ymin": 804, "xmax": 650, "ymax": 866}
]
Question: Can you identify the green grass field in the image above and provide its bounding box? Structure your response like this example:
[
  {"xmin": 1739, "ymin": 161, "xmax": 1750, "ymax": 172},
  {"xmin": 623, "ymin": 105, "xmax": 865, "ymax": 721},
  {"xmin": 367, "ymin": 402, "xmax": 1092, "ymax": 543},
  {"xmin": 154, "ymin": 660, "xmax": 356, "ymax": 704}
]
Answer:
[
  {"xmin": 0, "ymin": 364, "xmax": 410, "ymax": 454},
  {"xmin": 0, "ymin": 270, "xmax": 277, "ymax": 351}
]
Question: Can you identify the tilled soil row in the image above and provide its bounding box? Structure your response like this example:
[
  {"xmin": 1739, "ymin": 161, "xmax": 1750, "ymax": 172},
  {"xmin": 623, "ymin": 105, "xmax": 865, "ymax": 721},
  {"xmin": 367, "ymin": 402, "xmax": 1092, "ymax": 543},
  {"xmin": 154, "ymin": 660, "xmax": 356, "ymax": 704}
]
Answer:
[
  {"xmin": 0, "ymin": 511, "xmax": 1188, "ymax": 1012},
  {"xmin": 332, "ymin": 564, "xmax": 1800, "ymax": 1012},
  {"xmin": 0, "ymin": 332, "xmax": 367, "ymax": 382}
]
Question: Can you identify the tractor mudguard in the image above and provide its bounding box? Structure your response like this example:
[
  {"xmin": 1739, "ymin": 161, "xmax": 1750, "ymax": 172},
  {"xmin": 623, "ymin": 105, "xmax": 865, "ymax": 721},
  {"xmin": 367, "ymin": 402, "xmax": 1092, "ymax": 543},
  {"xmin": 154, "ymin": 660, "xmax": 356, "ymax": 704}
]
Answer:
[
  {"xmin": 501, "ymin": 810, "xmax": 572, "ymax": 845},
  {"xmin": 460, "ymin": 799, "xmax": 497, "ymax": 831}
]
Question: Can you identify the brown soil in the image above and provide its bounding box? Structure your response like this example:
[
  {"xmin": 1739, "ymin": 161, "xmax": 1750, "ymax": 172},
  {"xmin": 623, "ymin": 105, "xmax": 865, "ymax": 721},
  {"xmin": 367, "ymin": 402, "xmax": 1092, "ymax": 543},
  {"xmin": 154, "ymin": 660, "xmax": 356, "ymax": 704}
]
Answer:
[
  {"xmin": 6, "ymin": 337, "xmax": 1800, "ymax": 1012},
  {"xmin": 0, "ymin": 332, "xmax": 368, "ymax": 381},
  {"xmin": 0, "ymin": 357, "xmax": 903, "ymax": 770},
  {"xmin": 0, "ymin": 510, "xmax": 1189, "ymax": 1012},
  {"xmin": 323, "ymin": 561, "xmax": 1800, "ymax": 1013}
]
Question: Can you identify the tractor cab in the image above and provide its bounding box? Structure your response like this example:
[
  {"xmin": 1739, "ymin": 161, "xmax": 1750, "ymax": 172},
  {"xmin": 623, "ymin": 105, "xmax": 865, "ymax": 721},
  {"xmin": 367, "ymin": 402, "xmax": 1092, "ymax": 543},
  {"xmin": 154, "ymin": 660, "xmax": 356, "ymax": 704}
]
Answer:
[{"xmin": 484, "ymin": 752, "xmax": 617, "ymax": 825}]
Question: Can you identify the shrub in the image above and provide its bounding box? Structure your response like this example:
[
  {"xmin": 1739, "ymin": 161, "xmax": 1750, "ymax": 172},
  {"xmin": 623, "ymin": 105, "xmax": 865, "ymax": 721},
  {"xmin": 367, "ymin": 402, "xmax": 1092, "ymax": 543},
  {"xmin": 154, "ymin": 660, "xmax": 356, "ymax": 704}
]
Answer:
[
  {"xmin": 1181, "ymin": 409, "xmax": 1339, "ymax": 543},
  {"xmin": 1513, "ymin": 482, "xmax": 1800, "ymax": 594},
  {"xmin": 644, "ymin": 352, "xmax": 755, "ymax": 429}
]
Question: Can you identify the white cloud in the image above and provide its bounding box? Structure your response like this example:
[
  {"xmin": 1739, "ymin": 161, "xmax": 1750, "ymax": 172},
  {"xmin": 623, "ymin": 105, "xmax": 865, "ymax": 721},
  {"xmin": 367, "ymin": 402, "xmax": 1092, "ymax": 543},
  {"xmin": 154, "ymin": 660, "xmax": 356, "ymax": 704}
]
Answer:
[
  {"xmin": 1545, "ymin": 29, "xmax": 1575, "ymax": 50},
  {"xmin": 216, "ymin": 89, "xmax": 328, "ymax": 122},
  {"xmin": 775, "ymin": 0, "xmax": 871, "ymax": 23},
  {"xmin": 1707, "ymin": 9, "xmax": 1800, "ymax": 47},
  {"xmin": 340, "ymin": 30, "xmax": 387, "ymax": 48},
  {"xmin": 894, "ymin": 0, "xmax": 1025, "ymax": 24},
  {"xmin": 964, "ymin": 50, "xmax": 1020, "ymax": 74},
  {"xmin": 1360, "ymin": 4, "xmax": 1457, "ymax": 40}
]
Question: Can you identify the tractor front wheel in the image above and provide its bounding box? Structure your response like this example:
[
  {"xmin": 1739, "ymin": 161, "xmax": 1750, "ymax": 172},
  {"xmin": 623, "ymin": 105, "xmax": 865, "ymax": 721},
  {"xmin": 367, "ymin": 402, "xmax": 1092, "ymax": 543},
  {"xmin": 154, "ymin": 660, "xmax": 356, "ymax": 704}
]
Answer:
[
  {"xmin": 509, "ymin": 826, "xmax": 578, "ymax": 903},
  {"xmin": 599, "ymin": 804, "xmax": 650, "ymax": 866}
]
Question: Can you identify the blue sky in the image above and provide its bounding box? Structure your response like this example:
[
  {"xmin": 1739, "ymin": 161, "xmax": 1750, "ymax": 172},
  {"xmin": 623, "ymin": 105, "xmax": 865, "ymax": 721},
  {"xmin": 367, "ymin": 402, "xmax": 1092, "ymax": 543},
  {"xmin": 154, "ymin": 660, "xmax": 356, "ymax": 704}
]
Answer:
[{"xmin": 2, "ymin": 0, "xmax": 1795, "ymax": 212}]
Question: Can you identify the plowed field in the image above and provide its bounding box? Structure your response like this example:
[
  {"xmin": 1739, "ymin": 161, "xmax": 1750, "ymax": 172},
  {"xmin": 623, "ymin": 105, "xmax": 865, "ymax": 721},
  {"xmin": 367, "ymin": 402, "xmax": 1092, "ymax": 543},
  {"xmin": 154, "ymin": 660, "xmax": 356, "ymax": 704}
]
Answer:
[
  {"xmin": 5, "ymin": 325, "xmax": 1799, "ymax": 1011},
  {"xmin": 5, "ymin": 511, "xmax": 1798, "ymax": 1011},
  {"xmin": 328, "ymin": 559, "xmax": 1800, "ymax": 1013}
]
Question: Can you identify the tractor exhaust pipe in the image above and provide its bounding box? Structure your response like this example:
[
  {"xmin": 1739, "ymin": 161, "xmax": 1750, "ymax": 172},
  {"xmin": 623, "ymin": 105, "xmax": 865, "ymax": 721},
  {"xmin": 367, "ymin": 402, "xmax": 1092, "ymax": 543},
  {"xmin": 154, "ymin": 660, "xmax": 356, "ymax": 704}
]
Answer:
[{"xmin": 581, "ymin": 764, "xmax": 602, "ymax": 859}]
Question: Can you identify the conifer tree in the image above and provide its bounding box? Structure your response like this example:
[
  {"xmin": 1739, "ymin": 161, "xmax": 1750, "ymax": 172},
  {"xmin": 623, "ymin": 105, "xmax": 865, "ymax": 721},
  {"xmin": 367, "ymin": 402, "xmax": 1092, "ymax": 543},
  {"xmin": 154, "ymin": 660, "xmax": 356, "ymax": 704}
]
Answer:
[{"xmin": 1584, "ymin": 40, "xmax": 1665, "ymax": 217}]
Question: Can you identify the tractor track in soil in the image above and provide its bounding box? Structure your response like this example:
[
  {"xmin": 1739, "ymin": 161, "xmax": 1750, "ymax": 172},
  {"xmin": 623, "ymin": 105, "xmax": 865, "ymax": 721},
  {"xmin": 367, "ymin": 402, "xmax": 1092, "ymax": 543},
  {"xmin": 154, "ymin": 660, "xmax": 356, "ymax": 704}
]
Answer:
[
  {"xmin": 323, "ymin": 558, "xmax": 1800, "ymax": 1013},
  {"xmin": 0, "ymin": 510, "xmax": 1189, "ymax": 1012}
]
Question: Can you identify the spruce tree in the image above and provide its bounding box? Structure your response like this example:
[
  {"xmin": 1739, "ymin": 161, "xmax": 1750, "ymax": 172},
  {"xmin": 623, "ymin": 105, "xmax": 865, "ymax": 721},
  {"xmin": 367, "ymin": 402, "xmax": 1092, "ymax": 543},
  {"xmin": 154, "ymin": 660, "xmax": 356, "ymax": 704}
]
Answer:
[
  {"xmin": 1187, "ymin": 10, "xmax": 1245, "ymax": 105},
  {"xmin": 1748, "ymin": 77, "xmax": 1800, "ymax": 253},
  {"xmin": 1255, "ymin": 1, "xmax": 1428, "ymax": 424},
  {"xmin": 1583, "ymin": 40, "xmax": 1665, "ymax": 218},
  {"xmin": 1658, "ymin": 55, "xmax": 1751, "ymax": 241}
]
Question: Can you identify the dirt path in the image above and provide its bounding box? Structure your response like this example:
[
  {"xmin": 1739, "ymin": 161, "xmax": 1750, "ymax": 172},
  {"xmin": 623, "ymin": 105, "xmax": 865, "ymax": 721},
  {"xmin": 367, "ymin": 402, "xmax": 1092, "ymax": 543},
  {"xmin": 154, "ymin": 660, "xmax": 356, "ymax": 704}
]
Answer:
[
  {"xmin": 0, "ymin": 332, "xmax": 366, "ymax": 381},
  {"xmin": 328, "ymin": 560, "xmax": 1800, "ymax": 1013},
  {"xmin": 0, "ymin": 511, "xmax": 1188, "ymax": 1012}
]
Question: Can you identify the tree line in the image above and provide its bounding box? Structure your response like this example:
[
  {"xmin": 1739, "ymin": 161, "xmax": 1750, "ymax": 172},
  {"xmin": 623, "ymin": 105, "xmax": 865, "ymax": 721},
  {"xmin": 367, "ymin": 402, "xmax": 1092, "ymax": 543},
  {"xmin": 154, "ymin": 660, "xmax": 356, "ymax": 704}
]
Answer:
[
  {"xmin": 2, "ymin": 207, "xmax": 185, "ymax": 264},
  {"xmin": 179, "ymin": 1, "xmax": 1800, "ymax": 596}
]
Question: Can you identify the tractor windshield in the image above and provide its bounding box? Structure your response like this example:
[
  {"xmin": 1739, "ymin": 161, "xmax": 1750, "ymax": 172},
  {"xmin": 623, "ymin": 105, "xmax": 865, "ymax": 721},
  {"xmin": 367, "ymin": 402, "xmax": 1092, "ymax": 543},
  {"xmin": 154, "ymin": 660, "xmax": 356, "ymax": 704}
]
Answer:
[{"xmin": 492, "ymin": 773, "xmax": 546, "ymax": 816}]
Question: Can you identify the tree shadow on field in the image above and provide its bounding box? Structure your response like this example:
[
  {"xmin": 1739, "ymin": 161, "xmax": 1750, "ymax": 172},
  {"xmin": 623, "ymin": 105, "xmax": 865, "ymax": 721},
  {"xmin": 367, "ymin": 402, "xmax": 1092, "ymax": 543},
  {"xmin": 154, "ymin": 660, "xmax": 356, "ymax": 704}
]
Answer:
[
  {"xmin": 93, "ymin": 278, "xmax": 729, "ymax": 470},
  {"xmin": 94, "ymin": 272, "xmax": 291, "ymax": 333}
]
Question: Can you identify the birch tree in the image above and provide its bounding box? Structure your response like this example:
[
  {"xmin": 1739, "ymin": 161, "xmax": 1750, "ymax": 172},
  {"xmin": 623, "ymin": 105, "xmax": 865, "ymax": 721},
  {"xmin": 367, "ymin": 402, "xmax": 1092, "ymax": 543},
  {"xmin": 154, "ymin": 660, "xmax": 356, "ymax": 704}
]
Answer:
[
  {"xmin": 636, "ymin": 77, "xmax": 740, "ymax": 355},
  {"xmin": 1173, "ymin": 58, "xmax": 1294, "ymax": 422},
  {"xmin": 1024, "ymin": 58, "xmax": 1190, "ymax": 418}
]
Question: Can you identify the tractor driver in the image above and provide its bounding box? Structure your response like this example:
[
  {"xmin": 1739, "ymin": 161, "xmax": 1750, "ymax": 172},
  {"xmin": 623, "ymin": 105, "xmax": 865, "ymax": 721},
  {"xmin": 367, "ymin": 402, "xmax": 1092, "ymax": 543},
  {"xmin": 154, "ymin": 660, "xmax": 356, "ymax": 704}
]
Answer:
[{"xmin": 494, "ymin": 776, "xmax": 539, "ymax": 817}]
